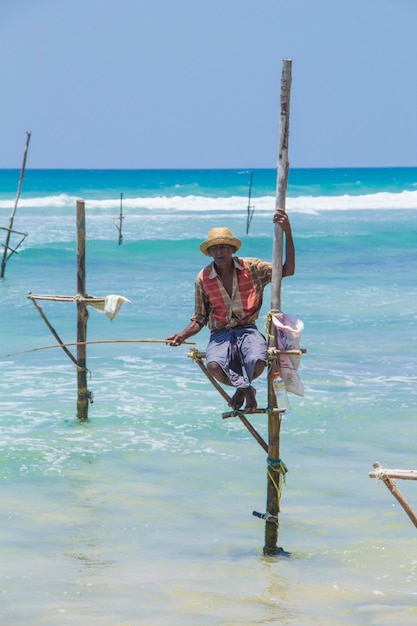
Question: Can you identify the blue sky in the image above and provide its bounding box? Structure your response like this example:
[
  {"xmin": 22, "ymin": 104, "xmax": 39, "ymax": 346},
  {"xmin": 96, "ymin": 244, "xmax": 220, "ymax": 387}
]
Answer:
[{"xmin": 2, "ymin": 0, "xmax": 417, "ymax": 169}]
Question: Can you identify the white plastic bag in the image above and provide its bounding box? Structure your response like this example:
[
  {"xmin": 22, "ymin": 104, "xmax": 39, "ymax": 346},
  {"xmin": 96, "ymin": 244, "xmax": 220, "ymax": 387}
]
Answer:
[{"xmin": 272, "ymin": 313, "xmax": 304, "ymax": 397}]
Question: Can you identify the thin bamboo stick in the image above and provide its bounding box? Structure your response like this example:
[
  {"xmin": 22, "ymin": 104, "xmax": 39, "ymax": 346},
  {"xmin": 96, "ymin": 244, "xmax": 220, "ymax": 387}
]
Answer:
[
  {"xmin": 245, "ymin": 171, "xmax": 255, "ymax": 234},
  {"xmin": 29, "ymin": 298, "xmax": 77, "ymax": 365},
  {"xmin": 1, "ymin": 131, "xmax": 31, "ymax": 277},
  {"xmin": 117, "ymin": 192, "xmax": 124, "ymax": 245},
  {"xmin": 0, "ymin": 227, "xmax": 27, "ymax": 258},
  {"xmin": 0, "ymin": 338, "xmax": 196, "ymax": 360}
]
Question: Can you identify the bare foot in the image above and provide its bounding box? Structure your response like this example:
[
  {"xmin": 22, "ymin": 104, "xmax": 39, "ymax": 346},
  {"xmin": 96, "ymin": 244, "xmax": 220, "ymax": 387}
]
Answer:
[
  {"xmin": 229, "ymin": 388, "xmax": 245, "ymax": 410},
  {"xmin": 244, "ymin": 386, "xmax": 257, "ymax": 413}
]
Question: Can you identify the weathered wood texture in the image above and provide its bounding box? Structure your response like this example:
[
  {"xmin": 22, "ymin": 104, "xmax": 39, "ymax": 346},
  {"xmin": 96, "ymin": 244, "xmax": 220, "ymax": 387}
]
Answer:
[
  {"xmin": 264, "ymin": 58, "xmax": 293, "ymax": 556},
  {"xmin": 270, "ymin": 59, "xmax": 292, "ymax": 313},
  {"xmin": 76, "ymin": 200, "xmax": 89, "ymax": 420}
]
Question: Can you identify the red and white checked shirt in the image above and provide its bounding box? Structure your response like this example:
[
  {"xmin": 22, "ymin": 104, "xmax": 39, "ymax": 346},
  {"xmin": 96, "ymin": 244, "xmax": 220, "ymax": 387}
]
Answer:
[{"xmin": 191, "ymin": 257, "xmax": 272, "ymax": 331}]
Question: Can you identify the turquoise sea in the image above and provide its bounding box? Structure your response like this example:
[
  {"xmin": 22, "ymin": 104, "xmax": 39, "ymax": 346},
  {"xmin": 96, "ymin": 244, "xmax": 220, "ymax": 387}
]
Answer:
[{"xmin": 1, "ymin": 167, "xmax": 417, "ymax": 625}]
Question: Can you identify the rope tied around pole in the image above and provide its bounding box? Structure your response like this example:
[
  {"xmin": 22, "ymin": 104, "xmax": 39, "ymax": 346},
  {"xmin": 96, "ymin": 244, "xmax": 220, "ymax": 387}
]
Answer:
[
  {"xmin": 267, "ymin": 456, "xmax": 288, "ymax": 514},
  {"xmin": 267, "ymin": 456, "xmax": 288, "ymax": 479},
  {"xmin": 373, "ymin": 467, "xmax": 389, "ymax": 482},
  {"xmin": 264, "ymin": 311, "xmax": 282, "ymax": 340},
  {"xmin": 75, "ymin": 363, "xmax": 92, "ymax": 378}
]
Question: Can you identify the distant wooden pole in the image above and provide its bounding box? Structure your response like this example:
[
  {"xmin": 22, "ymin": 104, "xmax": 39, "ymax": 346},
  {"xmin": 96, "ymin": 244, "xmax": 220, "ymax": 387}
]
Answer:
[
  {"xmin": 76, "ymin": 200, "xmax": 89, "ymax": 420},
  {"xmin": 1, "ymin": 131, "xmax": 31, "ymax": 278},
  {"xmin": 245, "ymin": 171, "xmax": 254, "ymax": 234},
  {"xmin": 118, "ymin": 193, "xmax": 123, "ymax": 245},
  {"xmin": 113, "ymin": 192, "xmax": 124, "ymax": 245},
  {"xmin": 264, "ymin": 58, "xmax": 292, "ymax": 556}
]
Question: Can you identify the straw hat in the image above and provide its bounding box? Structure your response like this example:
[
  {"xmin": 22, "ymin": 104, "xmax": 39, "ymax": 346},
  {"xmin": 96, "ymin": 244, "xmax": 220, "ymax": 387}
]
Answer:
[{"xmin": 199, "ymin": 227, "xmax": 242, "ymax": 256}]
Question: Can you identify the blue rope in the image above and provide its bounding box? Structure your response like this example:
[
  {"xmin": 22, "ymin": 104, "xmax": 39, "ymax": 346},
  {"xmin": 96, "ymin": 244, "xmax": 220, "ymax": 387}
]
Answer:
[{"xmin": 267, "ymin": 456, "xmax": 288, "ymax": 476}]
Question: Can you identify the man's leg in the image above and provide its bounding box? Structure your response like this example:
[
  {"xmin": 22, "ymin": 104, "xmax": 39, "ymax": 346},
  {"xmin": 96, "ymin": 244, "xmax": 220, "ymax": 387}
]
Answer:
[
  {"xmin": 206, "ymin": 361, "xmax": 231, "ymax": 385},
  {"xmin": 205, "ymin": 331, "xmax": 246, "ymax": 409},
  {"xmin": 206, "ymin": 361, "xmax": 246, "ymax": 409},
  {"xmin": 238, "ymin": 328, "xmax": 267, "ymax": 383},
  {"xmin": 238, "ymin": 328, "xmax": 268, "ymax": 412},
  {"xmin": 243, "ymin": 385, "xmax": 257, "ymax": 412},
  {"xmin": 205, "ymin": 328, "xmax": 266, "ymax": 412},
  {"xmin": 253, "ymin": 359, "xmax": 266, "ymax": 380}
]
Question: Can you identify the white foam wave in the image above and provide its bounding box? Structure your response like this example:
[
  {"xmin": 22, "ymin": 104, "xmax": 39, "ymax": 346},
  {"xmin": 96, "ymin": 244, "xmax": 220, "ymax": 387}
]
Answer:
[
  {"xmin": 291, "ymin": 190, "xmax": 417, "ymax": 211},
  {"xmin": 1, "ymin": 190, "xmax": 417, "ymax": 212},
  {"xmin": 0, "ymin": 194, "xmax": 74, "ymax": 210}
]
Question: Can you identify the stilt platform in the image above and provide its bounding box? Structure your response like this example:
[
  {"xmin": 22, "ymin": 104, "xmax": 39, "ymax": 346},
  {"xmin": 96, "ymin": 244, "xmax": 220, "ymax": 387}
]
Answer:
[{"xmin": 222, "ymin": 407, "xmax": 286, "ymax": 419}]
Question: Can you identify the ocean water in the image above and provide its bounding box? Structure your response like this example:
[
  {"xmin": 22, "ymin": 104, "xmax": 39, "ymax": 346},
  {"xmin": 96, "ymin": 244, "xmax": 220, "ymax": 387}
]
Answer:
[{"xmin": 0, "ymin": 167, "xmax": 417, "ymax": 625}]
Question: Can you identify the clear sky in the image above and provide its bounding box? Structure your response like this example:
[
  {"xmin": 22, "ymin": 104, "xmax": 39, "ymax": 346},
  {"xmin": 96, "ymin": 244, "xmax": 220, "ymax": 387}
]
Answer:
[{"xmin": 2, "ymin": 0, "xmax": 417, "ymax": 169}]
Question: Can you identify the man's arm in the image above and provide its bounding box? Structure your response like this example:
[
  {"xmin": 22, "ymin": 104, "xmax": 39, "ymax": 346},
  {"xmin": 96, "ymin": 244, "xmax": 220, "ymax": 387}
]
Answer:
[
  {"xmin": 166, "ymin": 272, "xmax": 209, "ymax": 346},
  {"xmin": 166, "ymin": 320, "xmax": 203, "ymax": 346},
  {"xmin": 274, "ymin": 209, "xmax": 295, "ymax": 277}
]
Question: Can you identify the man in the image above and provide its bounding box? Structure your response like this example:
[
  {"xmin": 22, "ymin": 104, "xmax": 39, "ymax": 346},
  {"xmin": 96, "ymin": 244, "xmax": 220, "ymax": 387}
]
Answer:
[{"xmin": 166, "ymin": 209, "xmax": 295, "ymax": 413}]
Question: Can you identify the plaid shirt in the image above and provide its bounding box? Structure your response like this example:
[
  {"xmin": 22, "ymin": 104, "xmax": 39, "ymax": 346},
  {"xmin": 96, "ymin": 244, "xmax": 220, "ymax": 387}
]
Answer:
[{"xmin": 191, "ymin": 257, "xmax": 272, "ymax": 331}]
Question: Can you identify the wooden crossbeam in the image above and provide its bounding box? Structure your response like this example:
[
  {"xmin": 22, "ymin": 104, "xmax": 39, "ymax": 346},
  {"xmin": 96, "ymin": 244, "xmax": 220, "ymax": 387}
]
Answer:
[
  {"xmin": 222, "ymin": 408, "xmax": 285, "ymax": 419},
  {"xmin": 369, "ymin": 461, "xmax": 417, "ymax": 529},
  {"xmin": 369, "ymin": 468, "xmax": 417, "ymax": 481},
  {"xmin": 192, "ymin": 348, "xmax": 306, "ymax": 360},
  {"xmin": 27, "ymin": 293, "xmax": 105, "ymax": 303}
]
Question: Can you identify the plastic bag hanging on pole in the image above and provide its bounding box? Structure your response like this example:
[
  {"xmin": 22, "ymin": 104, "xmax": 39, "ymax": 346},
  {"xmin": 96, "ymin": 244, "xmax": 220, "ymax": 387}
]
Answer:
[{"xmin": 272, "ymin": 312, "xmax": 304, "ymax": 397}]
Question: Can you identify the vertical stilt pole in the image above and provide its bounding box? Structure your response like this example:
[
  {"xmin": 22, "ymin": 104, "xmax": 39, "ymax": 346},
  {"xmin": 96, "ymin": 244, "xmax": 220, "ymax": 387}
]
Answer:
[
  {"xmin": 245, "ymin": 171, "xmax": 254, "ymax": 234},
  {"xmin": 264, "ymin": 358, "xmax": 281, "ymax": 554},
  {"xmin": 264, "ymin": 58, "xmax": 292, "ymax": 555},
  {"xmin": 1, "ymin": 131, "xmax": 31, "ymax": 278},
  {"xmin": 118, "ymin": 193, "xmax": 123, "ymax": 245},
  {"xmin": 271, "ymin": 59, "xmax": 292, "ymax": 313},
  {"xmin": 76, "ymin": 200, "xmax": 89, "ymax": 420}
]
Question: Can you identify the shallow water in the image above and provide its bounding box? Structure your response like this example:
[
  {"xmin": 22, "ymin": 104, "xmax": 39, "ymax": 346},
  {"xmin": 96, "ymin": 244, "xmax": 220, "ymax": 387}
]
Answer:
[{"xmin": 1, "ymin": 168, "xmax": 417, "ymax": 624}]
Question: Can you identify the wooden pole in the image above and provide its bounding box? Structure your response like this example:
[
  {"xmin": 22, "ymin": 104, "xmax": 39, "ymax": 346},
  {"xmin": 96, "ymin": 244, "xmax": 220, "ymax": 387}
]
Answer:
[
  {"xmin": 113, "ymin": 192, "xmax": 124, "ymax": 244},
  {"xmin": 76, "ymin": 200, "xmax": 89, "ymax": 420},
  {"xmin": 1, "ymin": 131, "xmax": 31, "ymax": 278},
  {"xmin": 118, "ymin": 193, "xmax": 123, "ymax": 245},
  {"xmin": 264, "ymin": 58, "xmax": 292, "ymax": 556},
  {"xmin": 271, "ymin": 60, "xmax": 292, "ymax": 313},
  {"xmin": 245, "ymin": 171, "xmax": 254, "ymax": 234}
]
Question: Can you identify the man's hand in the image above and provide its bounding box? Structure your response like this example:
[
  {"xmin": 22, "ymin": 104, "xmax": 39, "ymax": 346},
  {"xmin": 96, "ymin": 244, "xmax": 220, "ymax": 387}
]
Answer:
[
  {"xmin": 165, "ymin": 333, "xmax": 186, "ymax": 346},
  {"xmin": 273, "ymin": 208, "xmax": 292, "ymax": 234}
]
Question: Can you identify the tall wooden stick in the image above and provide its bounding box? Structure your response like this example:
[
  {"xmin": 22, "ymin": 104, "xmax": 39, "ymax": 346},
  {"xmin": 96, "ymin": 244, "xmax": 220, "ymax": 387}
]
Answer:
[
  {"xmin": 271, "ymin": 60, "xmax": 292, "ymax": 313},
  {"xmin": 245, "ymin": 171, "xmax": 255, "ymax": 234},
  {"xmin": 1, "ymin": 131, "xmax": 31, "ymax": 278},
  {"xmin": 264, "ymin": 58, "xmax": 292, "ymax": 556},
  {"xmin": 113, "ymin": 192, "xmax": 124, "ymax": 245},
  {"xmin": 76, "ymin": 200, "xmax": 89, "ymax": 420}
]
